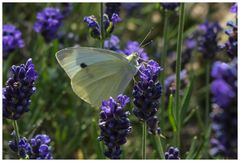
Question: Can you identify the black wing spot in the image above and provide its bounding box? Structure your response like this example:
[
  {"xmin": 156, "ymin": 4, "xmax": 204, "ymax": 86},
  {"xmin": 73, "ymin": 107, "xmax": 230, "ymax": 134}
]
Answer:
[{"xmin": 80, "ymin": 63, "xmax": 87, "ymax": 68}]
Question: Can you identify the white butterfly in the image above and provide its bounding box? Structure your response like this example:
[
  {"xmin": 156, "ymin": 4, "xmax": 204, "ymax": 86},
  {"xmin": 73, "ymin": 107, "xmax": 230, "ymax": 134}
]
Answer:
[{"xmin": 56, "ymin": 47, "xmax": 139, "ymax": 107}]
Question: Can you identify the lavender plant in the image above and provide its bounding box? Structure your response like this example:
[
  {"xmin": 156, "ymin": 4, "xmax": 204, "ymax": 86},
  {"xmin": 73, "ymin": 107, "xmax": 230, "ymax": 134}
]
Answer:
[
  {"xmin": 197, "ymin": 21, "xmax": 222, "ymax": 59},
  {"xmin": 210, "ymin": 4, "xmax": 237, "ymax": 158},
  {"xmin": 104, "ymin": 34, "xmax": 121, "ymax": 51},
  {"xmin": 84, "ymin": 13, "xmax": 121, "ymax": 40},
  {"xmin": 9, "ymin": 132, "xmax": 53, "ymax": 159},
  {"xmin": 220, "ymin": 21, "xmax": 237, "ymax": 59},
  {"xmin": 3, "ymin": 59, "xmax": 54, "ymax": 159},
  {"xmin": 165, "ymin": 146, "xmax": 180, "ymax": 159},
  {"xmin": 3, "ymin": 24, "xmax": 24, "ymax": 59},
  {"xmin": 210, "ymin": 60, "xmax": 237, "ymax": 158},
  {"xmin": 3, "ymin": 58, "xmax": 38, "ymax": 120},
  {"xmin": 98, "ymin": 95, "xmax": 131, "ymax": 159},
  {"xmin": 133, "ymin": 60, "xmax": 162, "ymax": 135},
  {"xmin": 33, "ymin": 7, "xmax": 64, "ymax": 42}
]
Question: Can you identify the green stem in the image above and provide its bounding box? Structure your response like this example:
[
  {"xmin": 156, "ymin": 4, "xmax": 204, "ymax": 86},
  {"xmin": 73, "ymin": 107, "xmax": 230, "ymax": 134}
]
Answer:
[
  {"xmin": 100, "ymin": 3, "xmax": 104, "ymax": 48},
  {"xmin": 204, "ymin": 60, "xmax": 211, "ymax": 157},
  {"xmin": 12, "ymin": 120, "xmax": 20, "ymax": 155},
  {"xmin": 205, "ymin": 60, "xmax": 210, "ymax": 127},
  {"xmin": 160, "ymin": 10, "xmax": 169, "ymax": 110},
  {"xmin": 92, "ymin": 118, "xmax": 105, "ymax": 159},
  {"xmin": 154, "ymin": 136, "xmax": 165, "ymax": 159},
  {"xmin": 95, "ymin": 3, "xmax": 105, "ymax": 159},
  {"xmin": 175, "ymin": 3, "xmax": 185, "ymax": 148},
  {"xmin": 142, "ymin": 122, "xmax": 147, "ymax": 159}
]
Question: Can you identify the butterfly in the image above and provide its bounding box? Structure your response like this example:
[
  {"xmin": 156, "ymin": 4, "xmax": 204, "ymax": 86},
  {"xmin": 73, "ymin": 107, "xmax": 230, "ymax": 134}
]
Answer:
[{"xmin": 56, "ymin": 47, "xmax": 139, "ymax": 107}]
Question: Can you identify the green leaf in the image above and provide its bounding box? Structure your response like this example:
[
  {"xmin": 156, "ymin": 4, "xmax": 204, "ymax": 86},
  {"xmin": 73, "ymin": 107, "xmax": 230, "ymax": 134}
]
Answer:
[
  {"xmin": 186, "ymin": 136, "xmax": 198, "ymax": 159},
  {"xmin": 180, "ymin": 76, "xmax": 194, "ymax": 126},
  {"xmin": 153, "ymin": 135, "xmax": 165, "ymax": 159},
  {"xmin": 168, "ymin": 94, "xmax": 177, "ymax": 132},
  {"xmin": 183, "ymin": 107, "xmax": 197, "ymax": 125}
]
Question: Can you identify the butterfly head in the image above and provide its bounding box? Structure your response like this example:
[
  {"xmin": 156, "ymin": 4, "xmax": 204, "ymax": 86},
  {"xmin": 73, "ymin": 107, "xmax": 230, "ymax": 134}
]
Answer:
[{"xmin": 126, "ymin": 52, "xmax": 139, "ymax": 66}]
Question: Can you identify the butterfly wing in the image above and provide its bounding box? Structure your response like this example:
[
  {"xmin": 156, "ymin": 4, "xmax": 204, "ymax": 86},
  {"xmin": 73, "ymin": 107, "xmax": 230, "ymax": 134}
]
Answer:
[
  {"xmin": 56, "ymin": 47, "xmax": 138, "ymax": 107},
  {"xmin": 56, "ymin": 47, "xmax": 131, "ymax": 79},
  {"xmin": 71, "ymin": 59, "xmax": 136, "ymax": 107}
]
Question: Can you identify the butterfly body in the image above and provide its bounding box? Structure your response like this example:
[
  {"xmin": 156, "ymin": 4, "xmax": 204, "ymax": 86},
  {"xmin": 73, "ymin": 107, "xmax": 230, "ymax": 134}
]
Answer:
[{"xmin": 56, "ymin": 47, "xmax": 139, "ymax": 107}]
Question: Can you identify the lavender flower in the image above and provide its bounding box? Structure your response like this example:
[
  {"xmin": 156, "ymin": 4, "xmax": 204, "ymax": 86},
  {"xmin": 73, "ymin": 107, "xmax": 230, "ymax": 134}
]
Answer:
[
  {"xmin": 133, "ymin": 60, "xmax": 162, "ymax": 134},
  {"xmin": 124, "ymin": 41, "xmax": 149, "ymax": 61},
  {"xmin": 9, "ymin": 132, "xmax": 53, "ymax": 159},
  {"xmin": 220, "ymin": 21, "xmax": 237, "ymax": 59},
  {"xmin": 9, "ymin": 132, "xmax": 32, "ymax": 158},
  {"xmin": 210, "ymin": 60, "xmax": 237, "ymax": 158},
  {"xmin": 160, "ymin": 3, "xmax": 180, "ymax": 10},
  {"xmin": 84, "ymin": 15, "xmax": 101, "ymax": 39},
  {"xmin": 33, "ymin": 7, "xmax": 63, "ymax": 42},
  {"xmin": 211, "ymin": 61, "xmax": 237, "ymax": 108},
  {"xmin": 3, "ymin": 58, "xmax": 38, "ymax": 120},
  {"xmin": 211, "ymin": 80, "xmax": 235, "ymax": 108},
  {"xmin": 165, "ymin": 147, "xmax": 180, "ymax": 159},
  {"xmin": 105, "ymin": 3, "xmax": 121, "ymax": 18},
  {"xmin": 103, "ymin": 13, "xmax": 121, "ymax": 37},
  {"xmin": 98, "ymin": 95, "xmax": 131, "ymax": 159},
  {"xmin": 230, "ymin": 3, "xmax": 237, "ymax": 13},
  {"xmin": 84, "ymin": 13, "xmax": 121, "ymax": 39},
  {"xmin": 197, "ymin": 21, "xmax": 221, "ymax": 59},
  {"xmin": 3, "ymin": 24, "xmax": 24, "ymax": 58},
  {"xmin": 104, "ymin": 34, "xmax": 121, "ymax": 52},
  {"xmin": 30, "ymin": 134, "xmax": 53, "ymax": 159}
]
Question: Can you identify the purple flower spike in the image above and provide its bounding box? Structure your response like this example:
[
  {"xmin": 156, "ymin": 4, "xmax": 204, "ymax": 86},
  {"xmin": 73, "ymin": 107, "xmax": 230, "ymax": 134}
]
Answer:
[
  {"xmin": 211, "ymin": 79, "xmax": 235, "ymax": 108},
  {"xmin": 84, "ymin": 11, "xmax": 121, "ymax": 39},
  {"xmin": 3, "ymin": 58, "xmax": 38, "ymax": 120},
  {"xmin": 104, "ymin": 35, "xmax": 120, "ymax": 51},
  {"xmin": 111, "ymin": 13, "xmax": 121, "ymax": 24},
  {"xmin": 84, "ymin": 15, "xmax": 101, "ymax": 39},
  {"xmin": 165, "ymin": 146, "xmax": 180, "ymax": 159},
  {"xmin": 9, "ymin": 133, "xmax": 53, "ymax": 159},
  {"xmin": 210, "ymin": 60, "xmax": 237, "ymax": 158},
  {"xmin": 197, "ymin": 21, "xmax": 222, "ymax": 59},
  {"xmin": 99, "ymin": 94, "xmax": 131, "ymax": 159},
  {"xmin": 3, "ymin": 24, "xmax": 24, "ymax": 58},
  {"xmin": 220, "ymin": 21, "xmax": 237, "ymax": 58},
  {"xmin": 133, "ymin": 60, "xmax": 162, "ymax": 134},
  {"xmin": 33, "ymin": 7, "xmax": 63, "ymax": 42}
]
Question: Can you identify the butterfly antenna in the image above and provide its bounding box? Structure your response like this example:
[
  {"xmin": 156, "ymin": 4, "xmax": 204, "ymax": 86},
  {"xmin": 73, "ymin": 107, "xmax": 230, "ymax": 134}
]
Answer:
[
  {"xmin": 139, "ymin": 27, "xmax": 154, "ymax": 47},
  {"xmin": 141, "ymin": 40, "xmax": 153, "ymax": 48}
]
